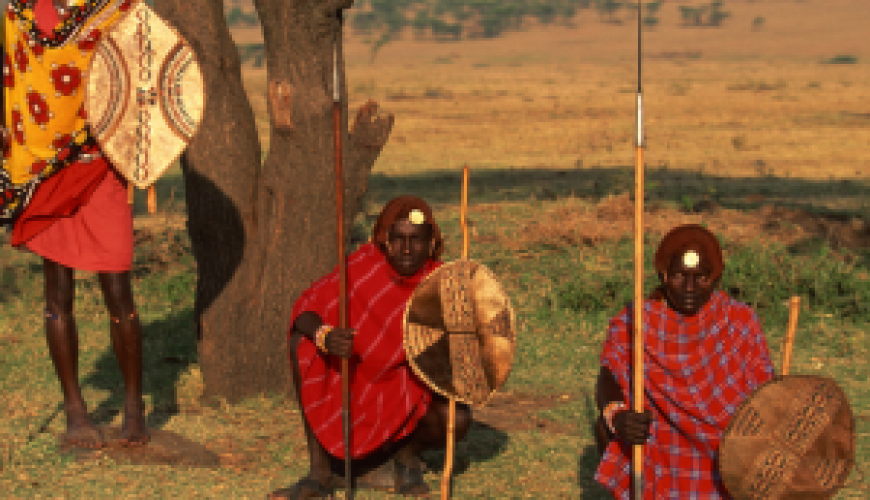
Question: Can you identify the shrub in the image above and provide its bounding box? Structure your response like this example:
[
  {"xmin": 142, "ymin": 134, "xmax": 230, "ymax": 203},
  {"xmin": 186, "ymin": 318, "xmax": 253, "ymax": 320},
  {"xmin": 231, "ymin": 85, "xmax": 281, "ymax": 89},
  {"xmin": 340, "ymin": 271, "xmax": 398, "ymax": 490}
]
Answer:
[
  {"xmin": 552, "ymin": 238, "xmax": 870, "ymax": 325},
  {"xmin": 823, "ymin": 55, "xmax": 858, "ymax": 65}
]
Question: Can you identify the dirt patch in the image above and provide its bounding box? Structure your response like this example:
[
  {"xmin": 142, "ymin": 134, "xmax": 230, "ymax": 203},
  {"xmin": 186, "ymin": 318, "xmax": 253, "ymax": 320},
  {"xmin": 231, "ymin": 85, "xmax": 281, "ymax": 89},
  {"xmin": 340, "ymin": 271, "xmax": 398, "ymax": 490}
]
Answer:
[
  {"xmin": 510, "ymin": 194, "xmax": 870, "ymax": 253},
  {"xmin": 473, "ymin": 391, "xmax": 581, "ymax": 436},
  {"xmin": 58, "ymin": 427, "xmax": 221, "ymax": 468}
]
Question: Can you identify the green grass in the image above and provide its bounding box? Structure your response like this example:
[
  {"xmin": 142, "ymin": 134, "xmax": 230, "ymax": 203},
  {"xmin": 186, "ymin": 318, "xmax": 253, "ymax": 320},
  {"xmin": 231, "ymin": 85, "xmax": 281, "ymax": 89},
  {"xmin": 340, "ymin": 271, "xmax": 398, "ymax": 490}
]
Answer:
[{"xmin": 1, "ymin": 175, "xmax": 868, "ymax": 497}]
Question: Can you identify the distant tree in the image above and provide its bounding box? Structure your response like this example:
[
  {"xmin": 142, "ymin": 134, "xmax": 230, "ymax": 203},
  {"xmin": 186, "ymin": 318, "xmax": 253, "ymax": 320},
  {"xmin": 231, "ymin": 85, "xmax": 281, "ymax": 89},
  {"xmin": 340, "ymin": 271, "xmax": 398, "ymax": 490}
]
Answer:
[
  {"xmin": 752, "ymin": 16, "xmax": 765, "ymax": 31},
  {"xmin": 412, "ymin": 10, "xmax": 430, "ymax": 38},
  {"xmin": 533, "ymin": 3, "xmax": 558, "ymax": 24},
  {"xmin": 352, "ymin": 11, "xmax": 381, "ymax": 34},
  {"xmin": 643, "ymin": 15, "xmax": 659, "ymax": 27},
  {"xmin": 226, "ymin": 6, "xmax": 258, "ymax": 27},
  {"xmin": 370, "ymin": 32, "xmax": 393, "ymax": 64},
  {"xmin": 479, "ymin": 12, "xmax": 509, "ymax": 37},
  {"xmin": 679, "ymin": 6, "xmax": 705, "ymax": 26},
  {"xmin": 679, "ymin": 2, "xmax": 731, "ymax": 27},
  {"xmin": 596, "ymin": 0, "xmax": 623, "ymax": 23},
  {"xmin": 707, "ymin": 1, "xmax": 731, "ymax": 26}
]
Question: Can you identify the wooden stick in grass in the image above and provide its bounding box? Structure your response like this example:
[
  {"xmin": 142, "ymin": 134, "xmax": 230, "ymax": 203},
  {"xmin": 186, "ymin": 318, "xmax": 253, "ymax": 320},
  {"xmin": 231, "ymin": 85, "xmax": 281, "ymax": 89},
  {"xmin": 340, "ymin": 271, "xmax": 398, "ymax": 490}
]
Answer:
[
  {"xmin": 632, "ymin": 4, "xmax": 645, "ymax": 497},
  {"xmin": 782, "ymin": 296, "xmax": 801, "ymax": 375},
  {"xmin": 441, "ymin": 165, "xmax": 469, "ymax": 500},
  {"xmin": 147, "ymin": 186, "xmax": 157, "ymax": 214}
]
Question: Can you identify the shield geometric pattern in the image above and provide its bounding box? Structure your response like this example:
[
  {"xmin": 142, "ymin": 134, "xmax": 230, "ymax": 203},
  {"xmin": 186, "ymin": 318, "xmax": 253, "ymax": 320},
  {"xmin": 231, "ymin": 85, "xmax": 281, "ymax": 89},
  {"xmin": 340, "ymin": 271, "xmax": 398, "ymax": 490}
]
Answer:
[
  {"xmin": 85, "ymin": 2, "xmax": 204, "ymax": 188},
  {"xmin": 719, "ymin": 375, "xmax": 856, "ymax": 500},
  {"xmin": 403, "ymin": 259, "xmax": 517, "ymax": 407}
]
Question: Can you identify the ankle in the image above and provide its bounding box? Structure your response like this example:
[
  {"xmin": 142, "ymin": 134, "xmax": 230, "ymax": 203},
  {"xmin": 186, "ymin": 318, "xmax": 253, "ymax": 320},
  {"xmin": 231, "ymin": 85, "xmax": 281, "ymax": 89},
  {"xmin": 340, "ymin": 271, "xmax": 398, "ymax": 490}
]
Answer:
[
  {"xmin": 395, "ymin": 451, "xmax": 421, "ymax": 469},
  {"xmin": 307, "ymin": 466, "xmax": 333, "ymax": 483}
]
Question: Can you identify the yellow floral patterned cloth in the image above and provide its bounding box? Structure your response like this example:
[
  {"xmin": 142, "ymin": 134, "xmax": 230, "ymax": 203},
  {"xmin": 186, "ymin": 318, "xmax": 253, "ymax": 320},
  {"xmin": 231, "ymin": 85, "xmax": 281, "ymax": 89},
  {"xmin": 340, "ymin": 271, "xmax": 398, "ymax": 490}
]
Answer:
[{"xmin": 1, "ymin": 0, "xmax": 134, "ymax": 223}]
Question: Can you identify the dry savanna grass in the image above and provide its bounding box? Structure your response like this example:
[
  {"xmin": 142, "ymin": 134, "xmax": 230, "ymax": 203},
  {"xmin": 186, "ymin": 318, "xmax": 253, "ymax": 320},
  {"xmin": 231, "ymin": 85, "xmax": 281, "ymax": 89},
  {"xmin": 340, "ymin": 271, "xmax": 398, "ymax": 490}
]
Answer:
[
  {"xmin": 236, "ymin": 0, "xmax": 869, "ymax": 193},
  {"xmin": 1, "ymin": 0, "xmax": 868, "ymax": 497}
]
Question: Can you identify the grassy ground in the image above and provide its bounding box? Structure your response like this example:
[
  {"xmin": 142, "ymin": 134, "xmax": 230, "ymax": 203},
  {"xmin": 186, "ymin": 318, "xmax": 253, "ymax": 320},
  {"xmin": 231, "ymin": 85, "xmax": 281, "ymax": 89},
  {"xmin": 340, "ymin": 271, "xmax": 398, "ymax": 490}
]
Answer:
[
  {"xmin": 2, "ymin": 0, "xmax": 869, "ymax": 497},
  {"xmin": 1, "ymin": 188, "xmax": 868, "ymax": 498}
]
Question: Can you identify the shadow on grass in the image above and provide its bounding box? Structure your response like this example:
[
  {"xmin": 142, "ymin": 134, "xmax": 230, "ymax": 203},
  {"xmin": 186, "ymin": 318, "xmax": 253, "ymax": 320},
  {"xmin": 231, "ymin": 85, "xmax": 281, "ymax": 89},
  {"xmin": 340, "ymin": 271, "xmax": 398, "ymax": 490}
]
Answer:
[
  {"xmin": 420, "ymin": 420, "xmax": 509, "ymax": 476},
  {"xmin": 150, "ymin": 165, "xmax": 869, "ymax": 222},
  {"xmin": 362, "ymin": 167, "xmax": 869, "ymax": 217},
  {"xmin": 576, "ymin": 444, "xmax": 611, "ymax": 499},
  {"xmin": 575, "ymin": 389, "xmax": 611, "ymax": 498},
  {"xmin": 84, "ymin": 307, "xmax": 196, "ymax": 430}
]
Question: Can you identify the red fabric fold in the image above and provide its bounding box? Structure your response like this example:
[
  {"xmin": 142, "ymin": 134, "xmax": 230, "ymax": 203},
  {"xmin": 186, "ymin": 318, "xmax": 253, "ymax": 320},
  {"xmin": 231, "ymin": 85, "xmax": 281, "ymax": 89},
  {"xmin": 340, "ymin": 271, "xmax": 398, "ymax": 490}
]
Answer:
[
  {"xmin": 288, "ymin": 242, "xmax": 440, "ymax": 459},
  {"xmin": 595, "ymin": 291, "xmax": 775, "ymax": 499},
  {"xmin": 10, "ymin": 156, "xmax": 109, "ymax": 246}
]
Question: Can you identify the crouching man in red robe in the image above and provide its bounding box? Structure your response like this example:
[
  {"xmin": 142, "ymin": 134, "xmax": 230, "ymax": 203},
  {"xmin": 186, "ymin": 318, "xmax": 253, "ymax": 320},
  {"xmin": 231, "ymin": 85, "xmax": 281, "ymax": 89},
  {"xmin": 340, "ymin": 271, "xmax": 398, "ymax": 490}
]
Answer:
[
  {"xmin": 594, "ymin": 224, "xmax": 776, "ymax": 499},
  {"xmin": 270, "ymin": 196, "xmax": 472, "ymax": 499}
]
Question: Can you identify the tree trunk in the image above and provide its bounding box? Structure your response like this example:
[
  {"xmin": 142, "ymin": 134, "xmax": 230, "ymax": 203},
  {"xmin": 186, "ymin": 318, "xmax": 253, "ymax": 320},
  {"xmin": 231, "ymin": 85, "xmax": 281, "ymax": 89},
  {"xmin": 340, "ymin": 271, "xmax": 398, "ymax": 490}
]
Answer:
[{"xmin": 154, "ymin": 0, "xmax": 393, "ymax": 403}]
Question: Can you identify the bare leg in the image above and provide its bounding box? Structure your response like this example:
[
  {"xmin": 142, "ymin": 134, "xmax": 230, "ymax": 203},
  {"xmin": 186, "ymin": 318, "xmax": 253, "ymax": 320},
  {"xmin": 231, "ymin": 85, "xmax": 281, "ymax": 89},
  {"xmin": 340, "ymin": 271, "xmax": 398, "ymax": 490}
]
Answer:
[
  {"xmin": 43, "ymin": 258, "xmax": 105, "ymax": 448},
  {"xmin": 389, "ymin": 395, "xmax": 472, "ymax": 496},
  {"xmin": 97, "ymin": 271, "xmax": 149, "ymax": 446},
  {"xmin": 269, "ymin": 334, "xmax": 334, "ymax": 499},
  {"xmin": 396, "ymin": 395, "xmax": 472, "ymax": 467}
]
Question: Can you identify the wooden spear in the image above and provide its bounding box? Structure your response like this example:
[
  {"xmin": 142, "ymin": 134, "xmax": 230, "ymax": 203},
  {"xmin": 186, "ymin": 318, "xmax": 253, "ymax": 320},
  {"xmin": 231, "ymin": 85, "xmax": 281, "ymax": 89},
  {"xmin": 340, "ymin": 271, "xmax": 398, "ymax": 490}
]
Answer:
[
  {"xmin": 441, "ymin": 165, "xmax": 469, "ymax": 499},
  {"xmin": 782, "ymin": 296, "xmax": 801, "ymax": 375},
  {"xmin": 632, "ymin": 4, "xmax": 645, "ymax": 498},
  {"xmin": 332, "ymin": 25, "xmax": 353, "ymax": 499}
]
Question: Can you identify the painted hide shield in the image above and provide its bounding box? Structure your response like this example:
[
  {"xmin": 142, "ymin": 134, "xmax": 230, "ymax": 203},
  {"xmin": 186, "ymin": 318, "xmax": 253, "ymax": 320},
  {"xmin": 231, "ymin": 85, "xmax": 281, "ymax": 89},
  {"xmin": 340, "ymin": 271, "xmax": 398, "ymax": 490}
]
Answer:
[
  {"xmin": 403, "ymin": 259, "xmax": 517, "ymax": 407},
  {"xmin": 85, "ymin": 2, "xmax": 205, "ymax": 188},
  {"xmin": 719, "ymin": 375, "xmax": 855, "ymax": 499}
]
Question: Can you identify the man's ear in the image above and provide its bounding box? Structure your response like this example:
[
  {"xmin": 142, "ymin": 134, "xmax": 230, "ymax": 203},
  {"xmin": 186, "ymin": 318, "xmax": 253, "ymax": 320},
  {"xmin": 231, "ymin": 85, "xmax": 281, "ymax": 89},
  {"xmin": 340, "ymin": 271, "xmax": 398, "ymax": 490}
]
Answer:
[{"xmin": 428, "ymin": 238, "xmax": 437, "ymax": 257}]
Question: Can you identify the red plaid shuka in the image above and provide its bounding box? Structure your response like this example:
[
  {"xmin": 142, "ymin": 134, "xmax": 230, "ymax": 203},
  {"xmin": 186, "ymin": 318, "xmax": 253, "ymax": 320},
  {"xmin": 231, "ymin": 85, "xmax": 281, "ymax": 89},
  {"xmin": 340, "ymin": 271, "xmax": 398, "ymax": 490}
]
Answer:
[
  {"xmin": 595, "ymin": 291, "xmax": 775, "ymax": 499},
  {"xmin": 289, "ymin": 243, "xmax": 440, "ymax": 460}
]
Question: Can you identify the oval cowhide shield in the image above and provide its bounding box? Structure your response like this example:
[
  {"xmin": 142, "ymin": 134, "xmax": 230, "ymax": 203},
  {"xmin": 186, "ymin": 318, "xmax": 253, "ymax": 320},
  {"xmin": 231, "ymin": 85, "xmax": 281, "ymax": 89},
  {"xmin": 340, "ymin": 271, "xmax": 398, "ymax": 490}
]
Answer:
[{"xmin": 85, "ymin": 2, "xmax": 205, "ymax": 189}]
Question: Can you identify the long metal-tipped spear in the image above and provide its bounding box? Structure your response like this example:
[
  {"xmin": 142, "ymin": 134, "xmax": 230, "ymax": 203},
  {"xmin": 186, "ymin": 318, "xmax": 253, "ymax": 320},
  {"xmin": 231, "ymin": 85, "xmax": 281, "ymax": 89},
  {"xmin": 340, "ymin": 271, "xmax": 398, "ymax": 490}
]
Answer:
[
  {"xmin": 333, "ymin": 13, "xmax": 353, "ymax": 499},
  {"xmin": 440, "ymin": 165, "xmax": 470, "ymax": 500},
  {"xmin": 632, "ymin": 2, "xmax": 645, "ymax": 499}
]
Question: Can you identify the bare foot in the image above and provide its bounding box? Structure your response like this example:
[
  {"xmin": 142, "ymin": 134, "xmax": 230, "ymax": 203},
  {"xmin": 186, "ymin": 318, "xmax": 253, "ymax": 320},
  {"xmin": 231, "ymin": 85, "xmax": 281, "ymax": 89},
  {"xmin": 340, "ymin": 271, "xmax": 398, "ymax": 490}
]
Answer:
[
  {"xmin": 62, "ymin": 420, "xmax": 106, "ymax": 449},
  {"xmin": 269, "ymin": 475, "xmax": 334, "ymax": 499},
  {"xmin": 117, "ymin": 402, "xmax": 150, "ymax": 446}
]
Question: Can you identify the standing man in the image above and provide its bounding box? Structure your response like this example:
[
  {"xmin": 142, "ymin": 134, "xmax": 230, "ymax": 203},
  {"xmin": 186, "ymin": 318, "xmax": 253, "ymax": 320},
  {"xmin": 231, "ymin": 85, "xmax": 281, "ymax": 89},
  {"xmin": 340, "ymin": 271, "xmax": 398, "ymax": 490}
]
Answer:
[
  {"xmin": 1, "ymin": 0, "xmax": 148, "ymax": 447},
  {"xmin": 594, "ymin": 224, "xmax": 775, "ymax": 498},
  {"xmin": 271, "ymin": 196, "xmax": 473, "ymax": 499}
]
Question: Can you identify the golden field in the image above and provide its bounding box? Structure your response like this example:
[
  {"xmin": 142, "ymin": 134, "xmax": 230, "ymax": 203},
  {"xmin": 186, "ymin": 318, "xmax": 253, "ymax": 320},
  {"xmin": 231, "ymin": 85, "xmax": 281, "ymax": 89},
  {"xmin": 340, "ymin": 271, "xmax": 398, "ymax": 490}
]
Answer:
[{"xmin": 231, "ymin": 0, "xmax": 868, "ymax": 199}]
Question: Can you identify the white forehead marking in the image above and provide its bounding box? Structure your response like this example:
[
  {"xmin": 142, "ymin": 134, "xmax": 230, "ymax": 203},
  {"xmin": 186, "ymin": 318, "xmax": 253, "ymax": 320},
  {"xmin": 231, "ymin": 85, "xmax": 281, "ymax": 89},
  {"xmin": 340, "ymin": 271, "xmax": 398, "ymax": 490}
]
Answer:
[
  {"xmin": 408, "ymin": 209, "xmax": 426, "ymax": 225},
  {"xmin": 683, "ymin": 250, "xmax": 700, "ymax": 269}
]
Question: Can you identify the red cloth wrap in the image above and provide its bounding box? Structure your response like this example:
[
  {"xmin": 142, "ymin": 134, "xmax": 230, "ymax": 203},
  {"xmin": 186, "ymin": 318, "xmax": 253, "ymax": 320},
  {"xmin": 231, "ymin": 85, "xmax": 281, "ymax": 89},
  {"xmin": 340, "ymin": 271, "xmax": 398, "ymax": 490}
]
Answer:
[
  {"xmin": 595, "ymin": 291, "xmax": 775, "ymax": 499},
  {"xmin": 289, "ymin": 242, "xmax": 440, "ymax": 460},
  {"xmin": 13, "ymin": 157, "xmax": 133, "ymax": 272}
]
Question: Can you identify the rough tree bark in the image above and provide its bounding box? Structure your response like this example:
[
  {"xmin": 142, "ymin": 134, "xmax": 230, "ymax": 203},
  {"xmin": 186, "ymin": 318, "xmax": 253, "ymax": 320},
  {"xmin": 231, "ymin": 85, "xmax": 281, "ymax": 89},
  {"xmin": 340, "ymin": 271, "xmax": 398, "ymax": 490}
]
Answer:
[{"xmin": 154, "ymin": 0, "xmax": 393, "ymax": 403}]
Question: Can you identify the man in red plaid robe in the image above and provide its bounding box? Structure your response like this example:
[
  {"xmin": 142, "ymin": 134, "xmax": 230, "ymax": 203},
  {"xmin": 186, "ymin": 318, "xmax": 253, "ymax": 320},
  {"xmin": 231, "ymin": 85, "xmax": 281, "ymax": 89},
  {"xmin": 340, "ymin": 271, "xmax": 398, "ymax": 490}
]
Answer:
[
  {"xmin": 594, "ymin": 224, "xmax": 775, "ymax": 499},
  {"xmin": 271, "ymin": 197, "xmax": 472, "ymax": 499}
]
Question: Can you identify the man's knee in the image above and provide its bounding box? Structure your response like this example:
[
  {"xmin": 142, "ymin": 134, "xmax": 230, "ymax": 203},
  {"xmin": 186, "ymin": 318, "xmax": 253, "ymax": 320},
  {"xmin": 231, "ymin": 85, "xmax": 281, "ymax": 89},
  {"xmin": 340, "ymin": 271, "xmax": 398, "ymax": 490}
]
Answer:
[
  {"xmin": 44, "ymin": 275, "xmax": 74, "ymax": 317},
  {"xmin": 99, "ymin": 272, "xmax": 135, "ymax": 316}
]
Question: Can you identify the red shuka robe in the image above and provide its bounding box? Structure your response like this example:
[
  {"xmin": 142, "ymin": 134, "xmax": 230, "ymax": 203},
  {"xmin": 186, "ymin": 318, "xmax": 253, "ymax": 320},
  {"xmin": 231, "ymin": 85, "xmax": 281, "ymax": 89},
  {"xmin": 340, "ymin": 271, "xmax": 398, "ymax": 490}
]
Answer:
[
  {"xmin": 596, "ymin": 291, "xmax": 775, "ymax": 499},
  {"xmin": 288, "ymin": 242, "xmax": 440, "ymax": 459}
]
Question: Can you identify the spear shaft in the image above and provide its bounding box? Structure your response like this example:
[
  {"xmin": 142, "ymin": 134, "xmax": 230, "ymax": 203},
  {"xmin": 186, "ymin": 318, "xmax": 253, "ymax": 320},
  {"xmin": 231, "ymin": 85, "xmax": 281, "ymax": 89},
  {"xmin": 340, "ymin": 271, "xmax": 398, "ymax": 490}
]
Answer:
[
  {"xmin": 333, "ymin": 15, "xmax": 353, "ymax": 498},
  {"xmin": 632, "ymin": 3, "xmax": 645, "ymax": 499}
]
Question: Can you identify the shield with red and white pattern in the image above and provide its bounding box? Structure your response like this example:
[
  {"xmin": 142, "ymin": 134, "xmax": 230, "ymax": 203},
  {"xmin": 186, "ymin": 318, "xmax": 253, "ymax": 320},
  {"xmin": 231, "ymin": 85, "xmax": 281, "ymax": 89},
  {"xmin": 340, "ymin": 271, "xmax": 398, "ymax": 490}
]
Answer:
[{"xmin": 85, "ymin": 2, "xmax": 204, "ymax": 188}]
